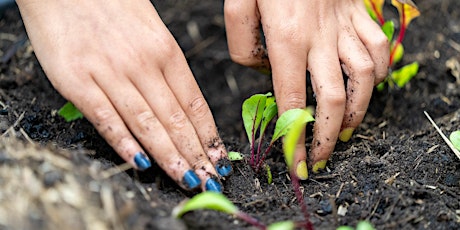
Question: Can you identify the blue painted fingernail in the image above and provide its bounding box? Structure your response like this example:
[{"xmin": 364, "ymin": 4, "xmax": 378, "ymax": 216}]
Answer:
[
  {"xmin": 205, "ymin": 178, "xmax": 222, "ymax": 192},
  {"xmin": 183, "ymin": 170, "xmax": 201, "ymax": 189},
  {"xmin": 134, "ymin": 152, "xmax": 151, "ymax": 170},
  {"xmin": 216, "ymin": 158, "xmax": 232, "ymax": 177}
]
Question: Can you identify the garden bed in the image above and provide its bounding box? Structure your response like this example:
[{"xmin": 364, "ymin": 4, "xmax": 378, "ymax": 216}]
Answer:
[{"xmin": 0, "ymin": 0, "xmax": 459, "ymax": 229}]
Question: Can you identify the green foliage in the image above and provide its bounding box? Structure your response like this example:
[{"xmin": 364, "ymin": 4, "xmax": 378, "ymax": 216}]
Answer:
[
  {"xmin": 267, "ymin": 221, "xmax": 295, "ymax": 230},
  {"xmin": 391, "ymin": 61, "xmax": 419, "ymax": 88},
  {"xmin": 366, "ymin": 0, "xmax": 421, "ymax": 90},
  {"xmin": 228, "ymin": 151, "xmax": 244, "ymax": 161},
  {"xmin": 450, "ymin": 130, "xmax": 460, "ymax": 151},
  {"xmin": 242, "ymin": 92, "xmax": 273, "ymax": 145},
  {"xmin": 265, "ymin": 164, "xmax": 273, "ymax": 184},
  {"xmin": 278, "ymin": 109, "xmax": 315, "ymax": 170},
  {"xmin": 58, "ymin": 102, "xmax": 83, "ymax": 122},
  {"xmin": 381, "ymin": 20, "xmax": 395, "ymax": 41},
  {"xmin": 172, "ymin": 192, "xmax": 238, "ymax": 218}
]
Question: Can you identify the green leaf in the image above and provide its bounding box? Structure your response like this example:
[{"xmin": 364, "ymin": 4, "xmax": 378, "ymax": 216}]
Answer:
[
  {"xmin": 336, "ymin": 227, "xmax": 354, "ymax": 230},
  {"xmin": 228, "ymin": 151, "xmax": 244, "ymax": 161},
  {"xmin": 265, "ymin": 164, "xmax": 273, "ymax": 184},
  {"xmin": 242, "ymin": 93, "xmax": 272, "ymax": 144},
  {"xmin": 449, "ymin": 130, "xmax": 460, "ymax": 151},
  {"xmin": 272, "ymin": 108, "xmax": 314, "ymax": 144},
  {"xmin": 173, "ymin": 192, "xmax": 238, "ymax": 218},
  {"xmin": 277, "ymin": 109, "xmax": 315, "ymax": 170},
  {"xmin": 259, "ymin": 98, "xmax": 278, "ymax": 139},
  {"xmin": 58, "ymin": 102, "xmax": 83, "ymax": 122},
  {"xmin": 392, "ymin": 42, "xmax": 405, "ymax": 65},
  {"xmin": 391, "ymin": 61, "xmax": 419, "ymax": 88},
  {"xmin": 267, "ymin": 221, "xmax": 295, "ymax": 230},
  {"xmin": 381, "ymin": 20, "xmax": 395, "ymax": 42},
  {"xmin": 356, "ymin": 221, "xmax": 375, "ymax": 230}
]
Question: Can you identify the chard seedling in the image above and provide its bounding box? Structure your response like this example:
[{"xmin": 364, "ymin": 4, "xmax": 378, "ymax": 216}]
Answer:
[
  {"xmin": 58, "ymin": 101, "xmax": 83, "ymax": 122},
  {"xmin": 280, "ymin": 108, "xmax": 315, "ymax": 230},
  {"xmin": 173, "ymin": 191, "xmax": 296, "ymax": 230},
  {"xmin": 242, "ymin": 92, "xmax": 278, "ymax": 172},
  {"xmin": 365, "ymin": 0, "xmax": 421, "ymax": 90}
]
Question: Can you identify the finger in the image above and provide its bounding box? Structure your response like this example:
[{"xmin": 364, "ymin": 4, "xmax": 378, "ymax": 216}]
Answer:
[
  {"xmin": 308, "ymin": 46, "xmax": 346, "ymax": 172},
  {"xmin": 224, "ymin": 0, "xmax": 270, "ymax": 71},
  {"xmin": 62, "ymin": 66, "xmax": 204, "ymax": 191},
  {"xmin": 163, "ymin": 46, "xmax": 232, "ymax": 178},
  {"xmin": 337, "ymin": 26, "xmax": 375, "ymax": 143},
  {"xmin": 352, "ymin": 4, "xmax": 390, "ymax": 84},
  {"xmin": 113, "ymin": 44, "xmax": 222, "ymax": 192},
  {"xmin": 258, "ymin": 2, "xmax": 309, "ymax": 179}
]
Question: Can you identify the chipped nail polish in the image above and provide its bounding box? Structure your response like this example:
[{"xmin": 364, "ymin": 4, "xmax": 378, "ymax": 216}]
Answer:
[
  {"xmin": 205, "ymin": 178, "xmax": 222, "ymax": 192},
  {"xmin": 312, "ymin": 160, "xmax": 327, "ymax": 173},
  {"xmin": 183, "ymin": 170, "xmax": 201, "ymax": 189},
  {"xmin": 134, "ymin": 152, "xmax": 151, "ymax": 170},
  {"xmin": 216, "ymin": 158, "xmax": 233, "ymax": 177},
  {"xmin": 296, "ymin": 160, "xmax": 308, "ymax": 180},
  {"xmin": 339, "ymin": 127, "xmax": 354, "ymax": 142}
]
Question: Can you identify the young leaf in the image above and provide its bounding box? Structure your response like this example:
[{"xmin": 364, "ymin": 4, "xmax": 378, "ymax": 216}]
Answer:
[
  {"xmin": 228, "ymin": 151, "xmax": 244, "ymax": 161},
  {"xmin": 279, "ymin": 109, "xmax": 315, "ymax": 170},
  {"xmin": 271, "ymin": 108, "xmax": 314, "ymax": 145},
  {"xmin": 449, "ymin": 130, "xmax": 460, "ymax": 151},
  {"xmin": 391, "ymin": 0, "xmax": 420, "ymax": 28},
  {"xmin": 58, "ymin": 101, "xmax": 83, "ymax": 122},
  {"xmin": 259, "ymin": 97, "xmax": 278, "ymax": 138},
  {"xmin": 173, "ymin": 192, "xmax": 238, "ymax": 218},
  {"xmin": 391, "ymin": 42, "xmax": 405, "ymax": 65},
  {"xmin": 267, "ymin": 220, "xmax": 295, "ymax": 230},
  {"xmin": 381, "ymin": 20, "xmax": 395, "ymax": 42},
  {"xmin": 356, "ymin": 221, "xmax": 376, "ymax": 230},
  {"xmin": 391, "ymin": 61, "xmax": 419, "ymax": 88},
  {"xmin": 242, "ymin": 93, "xmax": 271, "ymax": 144}
]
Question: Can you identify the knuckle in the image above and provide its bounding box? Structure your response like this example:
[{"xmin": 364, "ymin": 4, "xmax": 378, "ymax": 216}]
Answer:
[
  {"xmin": 169, "ymin": 111, "xmax": 188, "ymax": 130},
  {"xmin": 322, "ymin": 89, "xmax": 346, "ymax": 107},
  {"xmin": 354, "ymin": 59, "xmax": 375, "ymax": 76},
  {"xmin": 281, "ymin": 91, "xmax": 306, "ymax": 111},
  {"xmin": 92, "ymin": 107, "xmax": 116, "ymax": 125},
  {"xmin": 135, "ymin": 111, "xmax": 160, "ymax": 134},
  {"xmin": 188, "ymin": 97, "xmax": 210, "ymax": 120}
]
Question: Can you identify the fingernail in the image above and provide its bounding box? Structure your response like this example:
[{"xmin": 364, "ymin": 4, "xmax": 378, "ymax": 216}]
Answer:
[
  {"xmin": 339, "ymin": 127, "xmax": 354, "ymax": 142},
  {"xmin": 296, "ymin": 160, "xmax": 309, "ymax": 180},
  {"xmin": 205, "ymin": 178, "xmax": 222, "ymax": 192},
  {"xmin": 134, "ymin": 152, "xmax": 151, "ymax": 170},
  {"xmin": 312, "ymin": 160, "xmax": 327, "ymax": 173},
  {"xmin": 216, "ymin": 158, "xmax": 232, "ymax": 177},
  {"xmin": 183, "ymin": 170, "xmax": 201, "ymax": 189}
]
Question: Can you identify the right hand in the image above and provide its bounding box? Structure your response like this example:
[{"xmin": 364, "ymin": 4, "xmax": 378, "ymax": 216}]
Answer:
[{"xmin": 16, "ymin": 0, "xmax": 231, "ymax": 192}]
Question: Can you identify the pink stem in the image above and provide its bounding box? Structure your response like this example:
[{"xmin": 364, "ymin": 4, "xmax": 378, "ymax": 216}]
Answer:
[
  {"xmin": 236, "ymin": 212, "xmax": 267, "ymax": 230},
  {"xmin": 371, "ymin": 2, "xmax": 385, "ymax": 25},
  {"xmin": 290, "ymin": 173, "xmax": 314, "ymax": 230}
]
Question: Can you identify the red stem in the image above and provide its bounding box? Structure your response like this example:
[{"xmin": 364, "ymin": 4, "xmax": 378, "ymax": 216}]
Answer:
[
  {"xmin": 290, "ymin": 172, "xmax": 314, "ymax": 230},
  {"xmin": 236, "ymin": 212, "xmax": 267, "ymax": 230},
  {"xmin": 255, "ymin": 142, "xmax": 273, "ymax": 172},
  {"xmin": 371, "ymin": 2, "xmax": 385, "ymax": 25},
  {"xmin": 389, "ymin": 5, "xmax": 407, "ymax": 66}
]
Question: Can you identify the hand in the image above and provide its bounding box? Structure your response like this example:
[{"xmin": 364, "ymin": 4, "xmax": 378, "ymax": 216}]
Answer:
[
  {"xmin": 225, "ymin": 0, "xmax": 389, "ymax": 178},
  {"xmin": 17, "ymin": 0, "xmax": 231, "ymax": 191}
]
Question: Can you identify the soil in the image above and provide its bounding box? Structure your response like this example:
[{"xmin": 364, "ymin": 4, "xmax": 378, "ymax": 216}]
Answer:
[{"xmin": 0, "ymin": 0, "xmax": 459, "ymax": 229}]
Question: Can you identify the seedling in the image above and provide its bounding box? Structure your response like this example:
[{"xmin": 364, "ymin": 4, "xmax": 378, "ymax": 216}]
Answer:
[
  {"xmin": 173, "ymin": 191, "xmax": 297, "ymax": 230},
  {"xmin": 364, "ymin": 0, "xmax": 421, "ymax": 90},
  {"xmin": 449, "ymin": 130, "xmax": 460, "ymax": 151},
  {"xmin": 58, "ymin": 101, "xmax": 83, "ymax": 122},
  {"xmin": 242, "ymin": 92, "xmax": 278, "ymax": 172},
  {"xmin": 281, "ymin": 108, "xmax": 315, "ymax": 230}
]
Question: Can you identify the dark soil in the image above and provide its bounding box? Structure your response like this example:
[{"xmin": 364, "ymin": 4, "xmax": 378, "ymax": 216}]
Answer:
[{"xmin": 1, "ymin": 0, "xmax": 459, "ymax": 229}]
